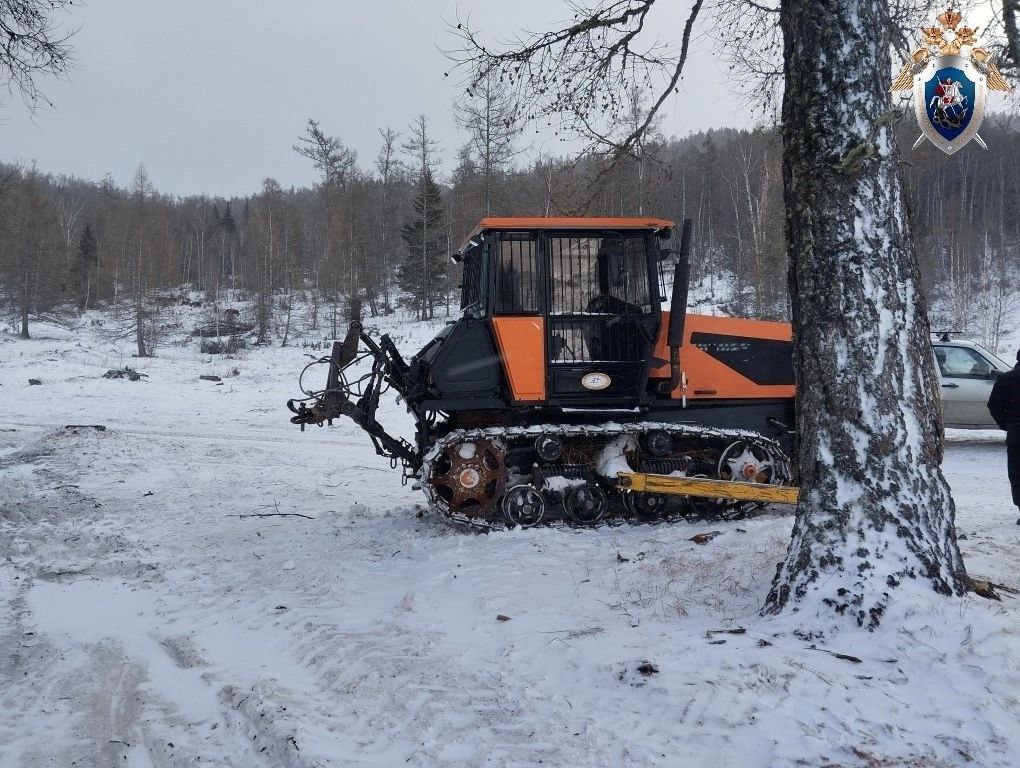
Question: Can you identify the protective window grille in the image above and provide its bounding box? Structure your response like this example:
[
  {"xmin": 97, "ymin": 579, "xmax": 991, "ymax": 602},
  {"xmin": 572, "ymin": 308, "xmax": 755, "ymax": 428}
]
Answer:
[
  {"xmin": 494, "ymin": 234, "xmax": 539, "ymax": 313},
  {"xmin": 548, "ymin": 236, "xmax": 651, "ymax": 315},
  {"xmin": 548, "ymin": 317, "xmax": 648, "ymax": 362},
  {"xmin": 460, "ymin": 251, "xmax": 483, "ymax": 314},
  {"xmin": 548, "ymin": 235, "xmax": 651, "ymax": 363}
]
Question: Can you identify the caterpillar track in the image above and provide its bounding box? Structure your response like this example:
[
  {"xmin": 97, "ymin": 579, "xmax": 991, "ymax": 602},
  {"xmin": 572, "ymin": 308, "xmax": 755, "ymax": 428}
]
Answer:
[{"xmin": 418, "ymin": 422, "xmax": 792, "ymax": 530}]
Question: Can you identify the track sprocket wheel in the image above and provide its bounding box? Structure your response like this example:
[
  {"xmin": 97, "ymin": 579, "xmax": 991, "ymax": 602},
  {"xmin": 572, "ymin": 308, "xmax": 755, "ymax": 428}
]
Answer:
[{"xmin": 428, "ymin": 439, "xmax": 508, "ymax": 518}]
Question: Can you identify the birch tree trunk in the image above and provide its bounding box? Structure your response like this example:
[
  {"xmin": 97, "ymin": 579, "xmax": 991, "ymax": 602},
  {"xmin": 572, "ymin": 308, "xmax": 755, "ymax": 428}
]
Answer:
[{"xmin": 765, "ymin": 0, "xmax": 968, "ymax": 628}]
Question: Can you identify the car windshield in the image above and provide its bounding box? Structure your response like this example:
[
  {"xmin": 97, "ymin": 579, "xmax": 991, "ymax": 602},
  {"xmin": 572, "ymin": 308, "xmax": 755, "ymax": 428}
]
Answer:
[{"xmin": 986, "ymin": 350, "xmax": 1013, "ymax": 370}]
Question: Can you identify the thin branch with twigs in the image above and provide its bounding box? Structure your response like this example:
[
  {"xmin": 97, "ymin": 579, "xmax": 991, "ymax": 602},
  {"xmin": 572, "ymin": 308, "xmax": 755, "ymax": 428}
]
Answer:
[
  {"xmin": 447, "ymin": 0, "xmax": 704, "ymax": 160},
  {"xmin": 0, "ymin": 0, "xmax": 76, "ymax": 110},
  {"xmin": 227, "ymin": 513, "xmax": 316, "ymax": 520}
]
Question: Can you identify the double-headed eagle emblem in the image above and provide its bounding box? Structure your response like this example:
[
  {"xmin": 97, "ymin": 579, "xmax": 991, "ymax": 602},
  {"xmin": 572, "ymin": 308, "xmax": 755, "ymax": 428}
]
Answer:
[{"xmin": 891, "ymin": 6, "xmax": 1011, "ymax": 154}]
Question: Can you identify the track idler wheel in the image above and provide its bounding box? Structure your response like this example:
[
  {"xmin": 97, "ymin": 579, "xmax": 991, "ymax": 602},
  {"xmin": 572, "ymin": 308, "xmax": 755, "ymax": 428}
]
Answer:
[
  {"xmin": 428, "ymin": 439, "xmax": 508, "ymax": 518},
  {"xmin": 717, "ymin": 440, "xmax": 777, "ymax": 485},
  {"xmin": 564, "ymin": 484, "xmax": 608, "ymax": 526},
  {"xmin": 716, "ymin": 440, "xmax": 782, "ymax": 518},
  {"xmin": 502, "ymin": 485, "xmax": 546, "ymax": 528}
]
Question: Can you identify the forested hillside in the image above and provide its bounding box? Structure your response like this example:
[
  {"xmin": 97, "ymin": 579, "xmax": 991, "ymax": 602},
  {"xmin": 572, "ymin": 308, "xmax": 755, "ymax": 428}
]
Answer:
[{"xmin": 2, "ymin": 116, "xmax": 1017, "ymax": 351}]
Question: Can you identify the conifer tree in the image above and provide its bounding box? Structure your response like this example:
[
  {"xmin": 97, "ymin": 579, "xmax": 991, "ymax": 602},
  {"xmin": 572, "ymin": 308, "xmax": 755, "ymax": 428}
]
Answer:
[
  {"xmin": 75, "ymin": 222, "xmax": 98, "ymax": 309},
  {"xmin": 221, "ymin": 203, "xmax": 236, "ymax": 233},
  {"xmin": 399, "ymin": 168, "xmax": 446, "ymax": 320}
]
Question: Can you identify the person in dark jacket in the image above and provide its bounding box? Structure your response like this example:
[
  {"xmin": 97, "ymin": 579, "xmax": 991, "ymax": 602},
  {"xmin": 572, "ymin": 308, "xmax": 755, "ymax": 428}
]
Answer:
[{"xmin": 987, "ymin": 349, "xmax": 1020, "ymax": 524}]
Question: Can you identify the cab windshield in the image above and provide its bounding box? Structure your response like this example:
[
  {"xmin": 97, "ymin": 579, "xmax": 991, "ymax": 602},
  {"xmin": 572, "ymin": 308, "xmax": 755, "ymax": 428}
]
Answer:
[{"xmin": 547, "ymin": 234, "xmax": 651, "ymax": 316}]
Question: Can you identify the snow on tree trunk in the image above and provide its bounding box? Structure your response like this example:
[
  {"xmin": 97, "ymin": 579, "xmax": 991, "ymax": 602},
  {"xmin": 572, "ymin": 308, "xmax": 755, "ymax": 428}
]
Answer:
[{"xmin": 764, "ymin": 0, "xmax": 968, "ymax": 628}]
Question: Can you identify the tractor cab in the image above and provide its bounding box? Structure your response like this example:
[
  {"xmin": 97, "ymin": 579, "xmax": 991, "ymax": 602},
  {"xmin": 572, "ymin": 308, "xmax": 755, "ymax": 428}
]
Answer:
[{"xmin": 447, "ymin": 217, "xmax": 673, "ymax": 411}]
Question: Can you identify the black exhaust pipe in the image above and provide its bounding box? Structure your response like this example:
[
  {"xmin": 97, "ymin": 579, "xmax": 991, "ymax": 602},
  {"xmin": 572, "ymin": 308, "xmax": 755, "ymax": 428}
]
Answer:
[{"xmin": 666, "ymin": 219, "xmax": 693, "ymax": 398}]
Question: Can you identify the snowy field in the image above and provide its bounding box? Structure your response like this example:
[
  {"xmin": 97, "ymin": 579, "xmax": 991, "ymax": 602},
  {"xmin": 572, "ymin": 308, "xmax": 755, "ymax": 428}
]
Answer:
[{"xmin": 2, "ymin": 310, "xmax": 1019, "ymax": 768}]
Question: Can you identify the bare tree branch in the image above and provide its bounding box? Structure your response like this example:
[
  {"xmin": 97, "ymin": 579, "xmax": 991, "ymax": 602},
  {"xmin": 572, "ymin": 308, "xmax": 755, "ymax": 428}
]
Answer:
[
  {"xmin": 0, "ymin": 0, "xmax": 76, "ymax": 110},
  {"xmin": 713, "ymin": 0, "xmax": 939, "ymax": 116},
  {"xmin": 712, "ymin": 0, "xmax": 784, "ymax": 111},
  {"xmin": 447, "ymin": 0, "xmax": 704, "ymax": 159}
]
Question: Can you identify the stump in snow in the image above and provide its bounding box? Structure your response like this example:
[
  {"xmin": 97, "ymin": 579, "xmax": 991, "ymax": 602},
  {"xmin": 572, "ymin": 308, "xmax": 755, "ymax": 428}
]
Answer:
[{"xmin": 199, "ymin": 335, "xmax": 246, "ymax": 354}]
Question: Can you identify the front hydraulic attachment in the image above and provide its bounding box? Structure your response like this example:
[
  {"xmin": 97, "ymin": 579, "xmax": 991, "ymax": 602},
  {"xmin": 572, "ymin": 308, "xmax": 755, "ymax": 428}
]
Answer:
[{"xmin": 287, "ymin": 322, "xmax": 421, "ymax": 469}]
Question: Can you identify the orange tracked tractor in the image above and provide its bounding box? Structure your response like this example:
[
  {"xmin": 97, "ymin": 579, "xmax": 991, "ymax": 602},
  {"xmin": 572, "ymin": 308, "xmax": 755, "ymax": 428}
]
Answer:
[{"xmin": 288, "ymin": 217, "xmax": 797, "ymax": 528}]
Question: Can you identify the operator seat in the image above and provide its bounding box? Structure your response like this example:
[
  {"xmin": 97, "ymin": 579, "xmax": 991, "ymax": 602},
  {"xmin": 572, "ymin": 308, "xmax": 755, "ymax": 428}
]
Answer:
[{"xmin": 583, "ymin": 240, "xmax": 644, "ymax": 361}]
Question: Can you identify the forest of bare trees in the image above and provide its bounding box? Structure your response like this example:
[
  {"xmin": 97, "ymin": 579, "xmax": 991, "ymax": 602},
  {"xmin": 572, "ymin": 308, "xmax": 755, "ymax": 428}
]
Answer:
[{"xmin": 1, "ymin": 115, "xmax": 1018, "ymax": 351}]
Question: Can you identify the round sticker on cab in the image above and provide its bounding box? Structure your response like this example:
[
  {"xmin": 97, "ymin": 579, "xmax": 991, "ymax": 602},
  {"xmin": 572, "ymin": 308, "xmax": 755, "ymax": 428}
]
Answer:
[{"xmin": 581, "ymin": 372, "xmax": 612, "ymax": 391}]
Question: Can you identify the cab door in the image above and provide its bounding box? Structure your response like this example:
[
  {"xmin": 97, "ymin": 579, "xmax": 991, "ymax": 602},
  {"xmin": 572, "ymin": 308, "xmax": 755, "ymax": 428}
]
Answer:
[
  {"xmin": 544, "ymin": 232, "xmax": 658, "ymax": 404},
  {"xmin": 488, "ymin": 231, "xmax": 547, "ymax": 402},
  {"xmin": 933, "ymin": 344, "xmax": 998, "ymax": 427}
]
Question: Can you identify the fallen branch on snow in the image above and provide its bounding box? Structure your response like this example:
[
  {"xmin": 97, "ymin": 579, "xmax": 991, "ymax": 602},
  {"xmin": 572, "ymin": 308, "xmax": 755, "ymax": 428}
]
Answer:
[
  {"xmin": 230, "ymin": 499, "xmax": 315, "ymax": 520},
  {"xmin": 808, "ymin": 645, "xmax": 862, "ymax": 664},
  {"xmin": 227, "ymin": 513, "xmax": 315, "ymax": 520}
]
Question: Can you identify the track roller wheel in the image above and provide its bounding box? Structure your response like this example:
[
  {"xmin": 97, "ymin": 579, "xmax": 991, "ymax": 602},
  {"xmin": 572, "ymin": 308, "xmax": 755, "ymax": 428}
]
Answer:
[
  {"xmin": 502, "ymin": 485, "xmax": 546, "ymax": 528},
  {"xmin": 622, "ymin": 491, "xmax": 669, "ymax": 521},
  {"xmin": 564, "ymin": 484, "xmax": 608, "ymax": 526},
  {"xmin": 428, "ymin": 439, "xmax": 508, "ymax": 518},
  {"xmin": 679, "ymin": 461, "xmax": 726, "ymax": 521}
]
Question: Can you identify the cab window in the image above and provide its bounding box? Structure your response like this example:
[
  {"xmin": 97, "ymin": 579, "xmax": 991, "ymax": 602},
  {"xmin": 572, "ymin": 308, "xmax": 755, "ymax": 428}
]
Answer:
[
  {"xmin": 934, "ymin": 346, "xmax": 993, "ymax": 378},
  {"xmin": 459, "ymin": 246, "xmax": 484, "ymax": 316},
  {"xmin": 494, "ymin": 233, "xmax": 539, "ymax": 313},
  {"xmin": 547, "ymin": 234, "xmax": 651, "ymax": 315}
]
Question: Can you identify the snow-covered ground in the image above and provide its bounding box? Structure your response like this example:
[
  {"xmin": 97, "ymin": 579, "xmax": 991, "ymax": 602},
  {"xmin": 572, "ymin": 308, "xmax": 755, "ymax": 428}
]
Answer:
[{"xmin": 2, "ymin": 310, "xmax": 1019, "ymax": 768}]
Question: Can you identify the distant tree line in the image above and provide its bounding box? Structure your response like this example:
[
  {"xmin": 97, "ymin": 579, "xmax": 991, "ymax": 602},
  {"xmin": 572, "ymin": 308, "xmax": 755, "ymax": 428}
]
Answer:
[{"xmin": 1, "ymin": 114, "xmax": 1017, "ymax": 352}]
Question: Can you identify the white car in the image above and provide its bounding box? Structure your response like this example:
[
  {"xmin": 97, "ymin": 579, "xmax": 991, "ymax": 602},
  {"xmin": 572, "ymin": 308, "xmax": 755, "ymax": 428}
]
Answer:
[{"xmin": 932, "ymin": 338, "xmax": 1014, "ymax": 428}]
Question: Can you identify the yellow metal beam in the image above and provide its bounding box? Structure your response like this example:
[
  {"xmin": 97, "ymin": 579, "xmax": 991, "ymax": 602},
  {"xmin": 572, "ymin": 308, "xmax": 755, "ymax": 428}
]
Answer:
[{"xmin": 618, "ymin": 472, "xmax": 799, "ymax": 505}]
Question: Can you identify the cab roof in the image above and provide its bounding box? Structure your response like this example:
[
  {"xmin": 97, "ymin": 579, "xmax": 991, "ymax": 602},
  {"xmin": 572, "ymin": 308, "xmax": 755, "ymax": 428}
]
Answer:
[{"xmin": 457, "ymin": 216, "xmax": 674, "ymax": 256}]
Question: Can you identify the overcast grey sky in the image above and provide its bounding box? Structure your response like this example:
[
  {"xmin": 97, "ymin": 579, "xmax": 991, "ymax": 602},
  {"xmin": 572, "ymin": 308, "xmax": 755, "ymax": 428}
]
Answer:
[{"xmin": 0, "ymin": 1, "xmax": 756, "ymax": 197}]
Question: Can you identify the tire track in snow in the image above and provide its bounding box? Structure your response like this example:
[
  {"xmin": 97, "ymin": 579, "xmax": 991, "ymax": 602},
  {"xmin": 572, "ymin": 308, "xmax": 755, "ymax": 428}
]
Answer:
[{"xmin": 0, "ymin": 428, "xmax": 308, "ymax": 768}]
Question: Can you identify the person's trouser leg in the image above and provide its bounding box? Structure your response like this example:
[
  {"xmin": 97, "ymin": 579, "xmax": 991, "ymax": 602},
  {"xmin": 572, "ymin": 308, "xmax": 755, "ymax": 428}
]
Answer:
[{"xmin": 1007, "ymin": 428, "xmax": 1020, "ymax": 509}]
